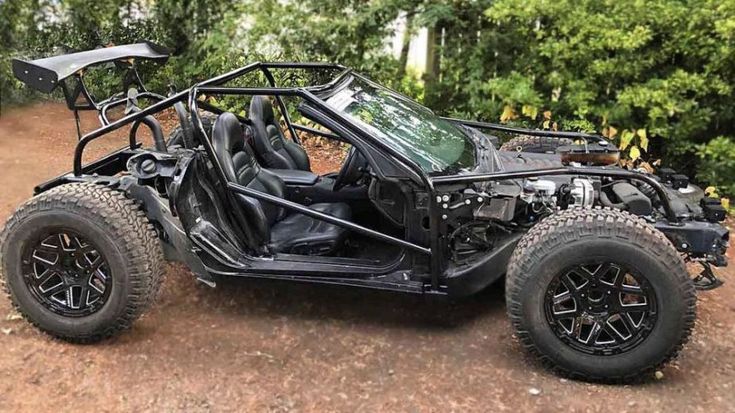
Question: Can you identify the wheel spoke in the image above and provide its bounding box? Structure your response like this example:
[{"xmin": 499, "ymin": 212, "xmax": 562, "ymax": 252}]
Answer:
[
  {"xmin": 85, "ymin": 256, "xmax": 104, "ymax": 274},
  {"xmin": 597, "ymin": 264, "xmax": 621, "ymax": 286},
  {"xmin": 31, "ymin": 250, "xmax": 58, "ymax": 267},
  {"xmin": 35, "ymin": 270, "xmax": 62, "ymax": 293},
  {"xmin": 606, "ymin": 316, "xmax": 633, "ymax": 341},
  {"xmin": 41, "ymin": 281, "xmax": 66, "ymax": 297},
  {"xmin": 553, "ymin": 290, "xmax": 572, "ymax": 306},
  {"xmin": 586, "ymin": 321, "xmax": 603, "ymax": 344},
  {"xmin": 561, "ymin": 272, "xmax": 582, "ymax": 291},
  {"xmin": 619, "ymin": 285, "xmax": 644, "ymax": 295},
  {"xmin": 35, "ymin": 243, "xmax": 59, "ymax": 255}
]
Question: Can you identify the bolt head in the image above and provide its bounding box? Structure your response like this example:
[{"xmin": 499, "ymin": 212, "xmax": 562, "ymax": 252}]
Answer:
[
  {"xmin": 465, "ymin": 199, "xmax": 471, "ymax": 205},
  {"xmin": 477, "ymin": 197, "xmax": 483, "ymax": 203},
  {"xmin": 441, "ymin": 214, "xmax": 448, "ymax": 220},
  {"xmin": 442, "ymin": 194, "xmax": 450, "ymax": 202},
  {"xmin": 442, "ymin": 203, "xmax": 448, "ymax": 209},
  {"xmin": 436, "ymin": 196, "xmax": 442, "ymax": 203}
]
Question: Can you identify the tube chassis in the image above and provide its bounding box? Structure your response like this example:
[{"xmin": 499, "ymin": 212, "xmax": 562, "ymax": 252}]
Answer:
[{"xmin": 27, "ymin": 59, "xmax": 727, "ymax": 297}]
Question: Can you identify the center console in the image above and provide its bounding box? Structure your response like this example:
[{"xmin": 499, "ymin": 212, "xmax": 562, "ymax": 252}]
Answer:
[{"xmin": 267, "ymin": 169, "xmax": 367, "ymax": 204}]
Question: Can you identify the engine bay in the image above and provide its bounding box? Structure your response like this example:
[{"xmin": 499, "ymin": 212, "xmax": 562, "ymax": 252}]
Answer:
[{"xmin": 427, "ymin": 149, "xmax": 729, "ymax": 290}]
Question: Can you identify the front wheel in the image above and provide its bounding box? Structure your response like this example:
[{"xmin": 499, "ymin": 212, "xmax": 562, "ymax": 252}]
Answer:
[
  {"xmin": 0, "ymin": 183, "xmax": 165, "ymax": 343},
  {"xmin": 505, "ymin": 207, "xmax": 696, "ymax": 382}
]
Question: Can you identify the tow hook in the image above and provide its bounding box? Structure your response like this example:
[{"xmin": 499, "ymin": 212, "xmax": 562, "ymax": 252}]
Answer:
[{"xmin": 693, "ymin": 261, "xmax": 724, "ymax": 291}]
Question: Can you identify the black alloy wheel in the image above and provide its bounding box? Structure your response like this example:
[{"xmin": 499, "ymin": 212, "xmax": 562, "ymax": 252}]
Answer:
[
  {"xmin": 23, "ymin": 230, "xmax": 112, "ymax": 317},
  {"xmin": 544, "ymin": 262, "xmax": 657, "ymax": 355}
]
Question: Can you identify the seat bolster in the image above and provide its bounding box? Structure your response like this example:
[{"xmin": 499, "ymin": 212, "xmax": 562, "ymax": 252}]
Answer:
[
  {"xmin": 264, "ymin": 149, "xmax": 297, "ymax": 169},
  {"xmin": 284, "ymin": 140, "xmax": 311, "ymax": 171},
  {"xmin": 235, "ymin": 193, "xmax": 271, "ymax": 244},
  {"xmin": 269, "ymin": 202, "xmax": 352, "ymax": 255}
]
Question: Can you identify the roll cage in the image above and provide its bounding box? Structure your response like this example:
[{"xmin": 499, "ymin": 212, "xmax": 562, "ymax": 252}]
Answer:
[{"xmin": 26, "ymin": 51, "xmax": 684, "ymax": 294}]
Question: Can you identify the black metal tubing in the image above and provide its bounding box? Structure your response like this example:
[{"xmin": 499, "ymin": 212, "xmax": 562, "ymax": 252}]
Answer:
[
  {"xmin": 227, "ymin": 182, "xmax": 431, "ymax": 255},
  {"xmin": 128, "ymin": 115, "xmax": 166, "ymax": 152},
  {"xmin": 73, "ymin": 89, "xmax": 189, "ymax": 175},
  {"xmin": 442, "ymin": 116, "xmax": 607, "ymax": 142},
  {"xmin": 261, "ymin": 67, "xmax": 301, "ymax": 144},
  {"xmin": 292, "ymin": 124, "xmax": 344, "ymax": 141},
  {"xmin": 431, "ymin": 166, "xmax": 680, "ymax": 222},
  {"xmin": 99, "ymin": 91, "xmax": 166, "ymax": 125},
  {"xmin": 72, "ymin": 62, "xmax": 352, "ymax": 176}
]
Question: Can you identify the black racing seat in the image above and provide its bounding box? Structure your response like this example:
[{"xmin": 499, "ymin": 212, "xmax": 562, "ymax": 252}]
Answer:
[
  {"xmin": 249, "ymin": 96, "xmax": 311, "ymax": 171},
  {"xmin": 212, "ymin": 112, "xmax": 350, "ymax": 255}
]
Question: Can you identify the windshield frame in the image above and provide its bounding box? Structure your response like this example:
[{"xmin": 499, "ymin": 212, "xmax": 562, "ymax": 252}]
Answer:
[{"xmin": 317, "ymin": 73, "xmax": 479, "ymax": 176}]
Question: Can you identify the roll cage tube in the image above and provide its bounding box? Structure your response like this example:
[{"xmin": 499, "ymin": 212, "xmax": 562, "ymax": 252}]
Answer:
[{"xmin": 72, "ymin": 62, "xmax": 348, "ymax": 175}]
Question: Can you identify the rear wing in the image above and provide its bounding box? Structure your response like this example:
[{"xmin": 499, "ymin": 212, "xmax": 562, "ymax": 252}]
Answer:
[{"xmin": 12, "ymin": 41, "xmax": 168, "ymax": 94}]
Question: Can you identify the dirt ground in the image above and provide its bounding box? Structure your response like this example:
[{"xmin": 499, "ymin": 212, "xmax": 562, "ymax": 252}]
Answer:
[{"xmin": 0, "ymin": 102, "xmax": 733, "ymax": 412}]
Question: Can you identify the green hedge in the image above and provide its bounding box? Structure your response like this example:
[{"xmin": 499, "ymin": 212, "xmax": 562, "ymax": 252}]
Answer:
[{"xmin": 1, "ymin": 0, "xmax": 733, "ymax": 197}]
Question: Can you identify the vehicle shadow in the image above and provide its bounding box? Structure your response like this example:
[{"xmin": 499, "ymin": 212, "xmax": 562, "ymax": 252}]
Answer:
[{"xmin": 165, "ymin": 265, "xmax": 507, "ymax": 332}]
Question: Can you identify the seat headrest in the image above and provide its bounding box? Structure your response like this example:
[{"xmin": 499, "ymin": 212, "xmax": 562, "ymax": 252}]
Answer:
[
  {"xmin": 249, "ymin": 95, "xmax": 275, "ymax": 124},
  {"xmin": 212, "ymin": 112, "xmax": 245, "ymax": 155}
]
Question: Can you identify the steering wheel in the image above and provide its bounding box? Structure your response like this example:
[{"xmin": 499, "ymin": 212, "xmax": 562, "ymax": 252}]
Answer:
[{"xmin": 333, "ymin": 146, "xmax": 368, "ymax": 191}]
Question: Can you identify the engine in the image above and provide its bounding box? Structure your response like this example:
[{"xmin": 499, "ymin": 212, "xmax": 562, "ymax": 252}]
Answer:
[
  {"xmin": 445, "ymin": 167, "xmax": 727, "ymax": 277},
  {"xmin": 471, "ymin": 174, "xmax": 668, "ymax": 225}
]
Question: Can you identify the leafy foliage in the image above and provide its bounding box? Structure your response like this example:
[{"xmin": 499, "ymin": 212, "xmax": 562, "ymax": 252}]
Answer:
[
  {"xmin": 696, "ymin": 137, "xmax": 735, "ymax": 198},
  {"xmin": 1, "ymin": 0, "xmax": 734, "ymax": 195}
]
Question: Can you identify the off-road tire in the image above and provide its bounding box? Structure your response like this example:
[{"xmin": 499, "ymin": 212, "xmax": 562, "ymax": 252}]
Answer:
[
  {"xmin": 499, "ymin": 135, "xmax": 574, "ymax": 153},
  {"xmin": 505, "ymin": 207, "xmax": 696, "ymax": 382},
  {"xmin": 167, "ymin": 113, "xmax": 216, "ymax": 148},
  {"xmin": 0, "ymin": 183, "xmax": 165, "ymax": 343}
]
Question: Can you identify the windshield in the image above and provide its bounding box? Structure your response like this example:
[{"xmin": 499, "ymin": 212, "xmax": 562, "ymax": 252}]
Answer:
[{"xmin": 323, "ymin": 77, "xmax": 476, "ymax": 174}]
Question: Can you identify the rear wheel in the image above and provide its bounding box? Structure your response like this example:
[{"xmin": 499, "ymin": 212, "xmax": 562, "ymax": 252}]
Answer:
[
  {"xmin": 0, "ymin": 183, "xmax": 164, "ymax": 343},
  {"xmin": 506, "ymin": 207, "xmax": 695, "ymax": 382},
  {"xmin": 500, "ymin": 135, "xmax": 573, "ymax": 153}
]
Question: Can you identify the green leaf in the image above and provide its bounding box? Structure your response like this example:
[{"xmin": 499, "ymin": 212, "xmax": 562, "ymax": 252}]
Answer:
[
  {"xmin": 620, "ymin": 130, "xmax": 635, "ymax": 151},
  {"xmin": 522, "ymin": 105, "xmax": 538, "ymax": 119},
  {"xmin": 637, "ymin": 129, "xmax": 649, "ymax": 152},
  {"xmin": 500, "ymin": 105, "xmax": 517, "ymax": 123},
  {"xmin": 629, "ymin": 146, "xmax": 641, "ymax": 161}
]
